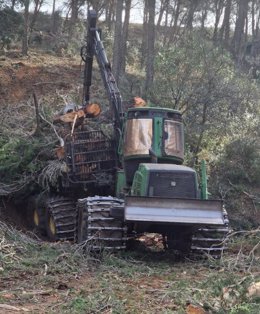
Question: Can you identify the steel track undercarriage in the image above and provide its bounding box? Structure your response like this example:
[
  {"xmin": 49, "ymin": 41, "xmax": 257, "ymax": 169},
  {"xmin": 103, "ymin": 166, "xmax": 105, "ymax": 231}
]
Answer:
[
  {"xmin": 41, "ymin": 195, "xmax": 230, "ymax": 257},
  {"xmin": 46, "ymin": 196, "xmax": 77, "ymax": 242},
  {"xmin": 77, "ymin": 196, "xmax": 128, "ymax": 250},
  {"xmin": 75, "ymin": 196, "xmax": 230, "ymax": 257}
]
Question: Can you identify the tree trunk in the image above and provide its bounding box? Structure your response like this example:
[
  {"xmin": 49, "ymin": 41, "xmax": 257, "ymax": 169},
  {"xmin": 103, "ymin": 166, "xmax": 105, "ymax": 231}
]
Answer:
[
  {"xmin": 200, "ymin": 9, "xmax": 207, "ymax": 31},
  {"xmin": 212, "ymin": 0, "xmax": 225, "ymax": 42},
  {"xmin": 51, "ymin": 0, "xmax": 56, "ymax": 33},
  {"xmin": 167, "ymin": 0, "xmax": 181, "ymax": 45},
  {"xmin": 90, "ymin": 0, "xmax": 107, "ymax": 17},
  {"xmin": 112, "ymin": 0, "xmax": 123, "ymax": 83},
  {"xmin": 252, "ymin": 0, "xmax": 256, "ymax": 37},
  {"xmin": 245, "ymin": 13, "xmax": 248, "ymax": 43},
  {"xmin": 163, "ymin": 0, "xmax": 170, "ymax": 45},
  {"xmin": 141, "ymin": 0, "xmax": 149, "ymax": 67},
  {"xmin": 68, "ymin": 0, "xmax": 79, "ymax": 38},
  {"xmin": 145, "ymin": 0, "xmax": 155, "ymax": 94},
  {"xmin": 186, "ymin": 0, "xmax": 199, "ymax": 30},
  {"xmin": 121, "ymin": 0, "xmax": 131, "ymax": 74},
  {"xmin": 219, "ymin": 0, "xmax": 232, "ymax": 46},
  {"xmin": 30, "ymin": 0, "xmax": 44, "ymax": 32},
  {"xmin": 22, "ymin": 0, "xmax": 30, "ymax": 56},
  {"xmin": 157, "ymin": 0, "xmax": 167, "ymax": 27},
  {"xmin": 106, "ymin": 0, "xmax": 115, "ymax": 31},
  {"xmin": 232, "ymin": 0, "xmax": 249, "ymax": 59},
  {"xmin": 11, "ymin": 0, "xmax": 16, "ymax": 10},
  {"xmin": 255, "ymin": 1, "xmax": 260, "ymax": 38}
]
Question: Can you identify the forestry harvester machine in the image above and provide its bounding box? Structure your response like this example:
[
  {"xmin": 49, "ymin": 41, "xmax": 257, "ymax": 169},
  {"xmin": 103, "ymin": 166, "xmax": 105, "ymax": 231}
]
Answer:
[{"xmin": 31, "ymin": 10, "xmax": 229, "ymax": 256}]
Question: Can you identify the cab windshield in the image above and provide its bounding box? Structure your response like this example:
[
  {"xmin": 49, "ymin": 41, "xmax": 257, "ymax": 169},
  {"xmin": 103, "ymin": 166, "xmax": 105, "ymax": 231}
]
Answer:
[
  {"xmin": 164, "ymin": 120, "xmax": 184, "ymax": 159},
  {"xmin": 124, "ymin": 119, "xmax": 153, "ymax": 156}
]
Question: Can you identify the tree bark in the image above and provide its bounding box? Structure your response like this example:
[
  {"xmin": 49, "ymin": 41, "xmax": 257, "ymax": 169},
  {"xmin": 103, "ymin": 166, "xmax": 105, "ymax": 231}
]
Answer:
[
  {"xmin": 11, "ymin": 0, "xmax": 16, "ymax": 10},
  {"xmin": 145, "ymin": 0, "xmax": 155, "ymax": 94},
  {"xmin": 232, "ymin": 0, "xmax": 249, "ymax": 58},
  {"xmin": 212, "ymin": 0, "xmax": 225, "ymax": 42},
  {"xmin": 112, "ymin": 0, "xmax": 123, "ymax": 83},
  {"xmin": 219, "ymin": 0, "xmax": 232, "ymax": 46},
  {"xmin": 106, "ymin": 0, "xmax": 115, "ymax": 31},
  {"xmin": 252, "ymin": 0, "xmax": 256, "ymax": 37},
  {"xmin": 121, "ymin": 0, "xmax": 131, "ymax": 74},
  {"xmin": 141, "ymin": 0, "xmax": 149, "ymax": 67},
  {"xmin": 30, "ymin": 0, "xmax": 44, "ymax": 32},
  {"xmin": 157, "ymin": 0, "xmax": 168, "ymax": 27},
  {"xmin": 22, "ymin": 0, "xmax": 30, "ymax": 56},
  {"xmin": 68, "ymin": 0, "xmax": 79, "ymax": 38},
  {"xmin": 255, "ymin": 1, "xmax": 260, "ymax": 38},
  {"xmin": 51, "ymin": 0, "xmax": 56, "ymax": 33},
  {"xmin": 90, "ymin": 0, "xmax": 107, "ymax": 17},
  {"xmin": 200, "ymin": 9, "xmax": 207, "ymax": 31},
  {"xmin": 163, "ymin": 0, "xmax": 170, "ymax": 45},
  {"xmin": 186, "ymin": 0, "xmax": 199, "ymax": 30},
  {"xmin": 168, "ymin": 0, "xmax": 182, "ymax": 44}
]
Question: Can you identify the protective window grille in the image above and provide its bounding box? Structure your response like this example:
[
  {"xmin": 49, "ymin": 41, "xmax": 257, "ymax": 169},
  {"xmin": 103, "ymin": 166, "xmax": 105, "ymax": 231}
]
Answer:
[
  {"xmin": 65, "ymin": 130, "xmax": 117, "ymax": 183},
  {"xmin": 149, "ymin": 171, "xmax": 196, "ymax": 198}
]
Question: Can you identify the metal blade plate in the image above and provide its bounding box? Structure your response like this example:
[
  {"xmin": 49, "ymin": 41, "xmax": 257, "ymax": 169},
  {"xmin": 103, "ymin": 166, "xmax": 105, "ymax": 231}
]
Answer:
[{"xmin": 125, "ymin": 196, "xmax": 225, "ymax": 225}]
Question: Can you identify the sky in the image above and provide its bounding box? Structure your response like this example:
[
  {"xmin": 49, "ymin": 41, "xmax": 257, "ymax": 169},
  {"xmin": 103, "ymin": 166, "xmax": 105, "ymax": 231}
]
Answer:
[
  {"xmin": 39, "ymin": 1, "xmax": 218, "ymax": 27},
  {"xmin": 41, "ymin": 0, "xmax": 144, "ymax": 23}
]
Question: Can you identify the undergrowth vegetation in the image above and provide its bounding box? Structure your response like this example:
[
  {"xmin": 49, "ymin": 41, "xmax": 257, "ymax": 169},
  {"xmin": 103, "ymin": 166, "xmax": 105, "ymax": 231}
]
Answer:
[{"xmin": 0, "ymin": 221, "xmax": 259, "ymax": 313}]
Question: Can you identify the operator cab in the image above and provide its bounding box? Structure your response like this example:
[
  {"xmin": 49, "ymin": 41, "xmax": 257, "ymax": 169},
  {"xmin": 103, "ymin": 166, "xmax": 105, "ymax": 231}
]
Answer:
[{"xmin": 123, "ymin": 107, "xmax": 184, "ymax": 184}]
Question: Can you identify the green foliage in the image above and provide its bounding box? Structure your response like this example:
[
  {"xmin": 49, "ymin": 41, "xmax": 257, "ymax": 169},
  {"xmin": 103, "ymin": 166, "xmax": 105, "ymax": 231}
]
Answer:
[
  {"xmin": 0, "ymin": 8, "xmax": 23, "ymax": 43},
  {"xmin": 230, "ymin": 302, "xmax": 260, "ymax": 314},
  {"xmin": 152, "ymin": 34, "xmax": 259, "ymax": 163},
  {"xmin": 33, "ymin": 11, "xmax": 62, "ymax": 33},
  {"xmin": 66, "ymin": 21, "xmax": 86, "ymax": 55},
  {"xmin": 210, "ymin": 137, "xmax": 260, "ymax": 228},
  {"xmin": 0, "ymin": 137, "xmax": 45, "ymax": 182},
  {"xmin": 67, "ymin": 296, "xmax": 89, "ymax": 314},
  {"xmin": 222, "ymin": 139, "xmax": 260, "ymax": 185}
]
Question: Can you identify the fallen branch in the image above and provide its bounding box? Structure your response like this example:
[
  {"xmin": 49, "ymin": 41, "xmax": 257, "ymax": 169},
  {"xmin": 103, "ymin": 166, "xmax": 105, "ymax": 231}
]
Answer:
[
  {"xmin": 32, "ymin": 91, "xmax": 41, "ymax": 136},
  {"xmin": 221, "ymin": 228, "xmax": 260, "ymax": 272},
  {"xmin": 39, "ymin": 112, "xmax": 64, "ymax": 147},
  {"xmin": 21, "ymin": 289, "xmax": 53, "ymax": 297},
  {"xmin": 0, "ymin": 178, "xmax": 33, "ymax": 196},
  {"xmin": 0, "ymin": 304, "xmax": 29, "ymax": 312},
  {"xmin": 33, "ymin": 81, "xmax": 70, "ymax": 86}
]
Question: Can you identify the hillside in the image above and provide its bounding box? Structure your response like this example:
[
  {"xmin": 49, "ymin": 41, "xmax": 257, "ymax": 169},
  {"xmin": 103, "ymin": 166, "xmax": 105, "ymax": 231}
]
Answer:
[{"xmin": 0, "ymin": 51, "xmax": 81, "ymax": 105}]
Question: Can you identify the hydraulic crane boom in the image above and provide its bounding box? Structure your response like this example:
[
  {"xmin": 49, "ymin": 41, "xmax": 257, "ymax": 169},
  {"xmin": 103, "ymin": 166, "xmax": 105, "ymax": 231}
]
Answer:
[{"xmin": 81, "ymin": 9, "xmax": 124, "ymax": 133}]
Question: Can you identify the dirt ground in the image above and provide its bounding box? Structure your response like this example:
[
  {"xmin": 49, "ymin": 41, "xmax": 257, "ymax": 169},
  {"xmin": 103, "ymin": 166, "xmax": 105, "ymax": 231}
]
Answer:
[
  {"xmin": 0, "ymin": 50, "xmax": 81, "ymax": 106},
  {"xmin": 0, "ymin": 239, "xmax": 259, "ymax": 314}
]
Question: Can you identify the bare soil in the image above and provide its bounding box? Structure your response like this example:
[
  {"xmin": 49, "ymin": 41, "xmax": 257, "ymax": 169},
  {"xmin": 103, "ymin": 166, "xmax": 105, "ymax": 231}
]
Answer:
[{"xmin": 0, "ymin": 50, "xmax": 81, "ymax": 105}]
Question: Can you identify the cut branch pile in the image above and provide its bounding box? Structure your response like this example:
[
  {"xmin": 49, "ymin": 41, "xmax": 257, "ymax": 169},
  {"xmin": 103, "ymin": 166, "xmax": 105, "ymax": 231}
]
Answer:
[
  {"xmin": 0, "ymin": 221, "xmax": 39, "ymax": 269},
  {"xmin": 0, "ymin": 177, "xmax": 34, "ymax": 196},
  {"xmin": 221, "ymin": 228, "xmax": 260, "ymax": 272},
  {"xmin": 0, "ymin": 92, "xmax": 69, "ymax": 195},
  {"xmin": 38, "ymin": 160, "xmax": 68, "ymax": 190},
  {"xmin": 0, "ymin": 220, "xmax": 93, "ymax": 273}
]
